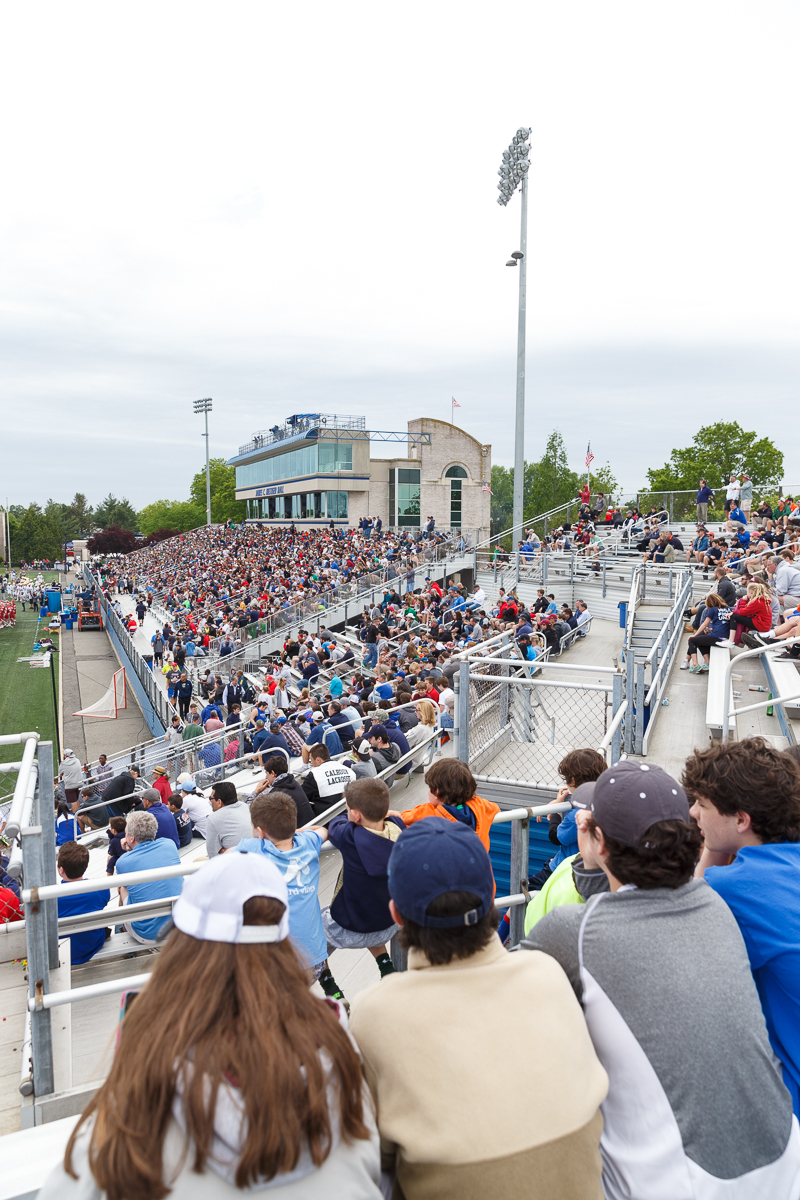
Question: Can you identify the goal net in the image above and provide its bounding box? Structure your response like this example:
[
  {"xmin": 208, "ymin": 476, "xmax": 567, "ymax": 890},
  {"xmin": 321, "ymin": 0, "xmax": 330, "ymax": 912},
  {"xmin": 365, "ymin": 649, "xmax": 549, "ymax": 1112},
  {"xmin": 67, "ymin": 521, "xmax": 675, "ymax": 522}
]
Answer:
[{"xmin": 73, "ymin": 667, "xmax": 128, "ymax": 719}]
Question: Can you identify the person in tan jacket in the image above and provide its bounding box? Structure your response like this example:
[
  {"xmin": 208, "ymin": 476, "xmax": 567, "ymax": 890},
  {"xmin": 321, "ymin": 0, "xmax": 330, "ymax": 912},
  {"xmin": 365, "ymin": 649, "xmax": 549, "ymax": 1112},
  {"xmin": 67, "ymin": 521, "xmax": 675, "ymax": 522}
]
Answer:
[{"xmin": 349, "ymin": 818, "xmax": 608, "ymax": 1200}]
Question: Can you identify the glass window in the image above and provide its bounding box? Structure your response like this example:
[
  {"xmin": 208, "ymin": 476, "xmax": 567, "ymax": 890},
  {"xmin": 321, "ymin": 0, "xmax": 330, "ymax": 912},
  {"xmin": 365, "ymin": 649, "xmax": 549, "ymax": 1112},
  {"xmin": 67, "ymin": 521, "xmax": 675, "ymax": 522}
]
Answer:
[
  {"xmin": 318, "ymin": 441, "xmax": 353, "ymax": 472},
  {"xmin": 327, "ymin": 491, "xmax": 348, "ymax": 518},
  {"xmin": 292, "ymin": 494, "xmax": 302, "ymax": 519},
  {"xmin": 268, "ymin": 497, "xmax": 277, "ymax": 519},
  {"xmin": 389, "ymin": 470, "xmax": 396, "ymax": 526},
  {"xmin": 235, "ymin": 442, "xmax": 318, "ymax": 489},
  {"xmin": 445, "ymin": 465, "xmax": 468, "ymax": 479},
  {"xmin": 396, "ymin": 468, "xmax": 420, "ymax": 527},
  {"xmin": 283, "ymin": 495, "xmax": 292, "ymax": 519},
  {"xmin": 450, "ymin": 478, "xmax": 462, "ymax": 529}
]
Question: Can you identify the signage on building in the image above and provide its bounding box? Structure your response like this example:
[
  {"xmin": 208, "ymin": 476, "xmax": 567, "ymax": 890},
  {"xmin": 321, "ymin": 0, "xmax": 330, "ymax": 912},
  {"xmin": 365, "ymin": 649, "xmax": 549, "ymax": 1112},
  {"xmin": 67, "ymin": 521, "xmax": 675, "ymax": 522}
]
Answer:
[{"xmin": 255, "ymin": 486, "xmax": 285, "ymax": 497}]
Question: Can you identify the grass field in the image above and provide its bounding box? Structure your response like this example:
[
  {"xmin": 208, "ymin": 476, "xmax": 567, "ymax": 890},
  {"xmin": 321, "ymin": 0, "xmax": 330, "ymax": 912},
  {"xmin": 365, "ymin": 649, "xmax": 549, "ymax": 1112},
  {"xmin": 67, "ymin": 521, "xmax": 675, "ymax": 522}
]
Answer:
[{"xmin": 0, "ymin": 607, "xmax": 60, "ymax": 776}]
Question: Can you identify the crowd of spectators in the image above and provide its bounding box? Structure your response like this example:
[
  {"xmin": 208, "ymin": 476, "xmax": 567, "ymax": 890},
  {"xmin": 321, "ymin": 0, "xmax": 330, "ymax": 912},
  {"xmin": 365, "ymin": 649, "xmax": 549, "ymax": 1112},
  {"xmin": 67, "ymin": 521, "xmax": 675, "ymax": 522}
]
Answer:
[{"xmin": 37, "ymin": 735, "xmax": 800, "ymax": 1200}]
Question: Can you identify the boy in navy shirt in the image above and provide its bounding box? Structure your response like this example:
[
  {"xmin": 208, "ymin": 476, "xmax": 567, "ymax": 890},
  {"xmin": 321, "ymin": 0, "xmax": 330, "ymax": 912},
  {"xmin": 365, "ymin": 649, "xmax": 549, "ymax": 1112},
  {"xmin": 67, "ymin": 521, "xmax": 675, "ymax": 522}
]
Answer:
[
  {"xmin": 322, "ymin": 777, "xmax": 403, "ymax": 982},
  {"xmin": 166, "ymin": 794, "xmax": 194, "ymax": 847},
  {"xmin": 58, "ymin": 842, "xmax": 110, "ymax": 964},
  {"xmin": 106, "ymin": 816, "xmax": 128, "ymax": 874}
]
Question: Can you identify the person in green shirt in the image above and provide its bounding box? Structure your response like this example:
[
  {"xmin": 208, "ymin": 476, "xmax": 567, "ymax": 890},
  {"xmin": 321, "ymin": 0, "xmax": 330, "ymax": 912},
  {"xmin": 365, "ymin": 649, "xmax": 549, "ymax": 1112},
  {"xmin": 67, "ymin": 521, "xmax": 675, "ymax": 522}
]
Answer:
[
  {"xmin": 182, "ymin": 713, "xmax": 204, "ymax": 772},
  {"xmin": 523, "ymin": 826, "xmax": 608, "ymax": 935}
]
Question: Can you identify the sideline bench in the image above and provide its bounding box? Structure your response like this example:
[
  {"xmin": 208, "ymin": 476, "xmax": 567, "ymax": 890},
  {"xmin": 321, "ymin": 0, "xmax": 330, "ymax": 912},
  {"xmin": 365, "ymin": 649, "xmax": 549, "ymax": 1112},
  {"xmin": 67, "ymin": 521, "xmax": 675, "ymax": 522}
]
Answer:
[{"xmin": 706, "ymin": 644, "xmax": 735, "ymax": 739}]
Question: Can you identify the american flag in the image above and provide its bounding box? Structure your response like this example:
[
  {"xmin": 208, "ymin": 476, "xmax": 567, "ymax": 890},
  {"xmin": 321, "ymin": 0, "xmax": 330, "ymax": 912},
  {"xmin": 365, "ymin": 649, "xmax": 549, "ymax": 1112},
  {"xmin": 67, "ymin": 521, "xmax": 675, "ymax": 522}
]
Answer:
[
  {"xmin": 585, "ymin": 443, "xmax": 594, "ymax": 468},
  {"xmin": 482, "ymin": 481, "xmax": 493, "ymax": 494},
  {"xmin": 452, "ymin": 397, "xmax": 461, "ymax": 408}
]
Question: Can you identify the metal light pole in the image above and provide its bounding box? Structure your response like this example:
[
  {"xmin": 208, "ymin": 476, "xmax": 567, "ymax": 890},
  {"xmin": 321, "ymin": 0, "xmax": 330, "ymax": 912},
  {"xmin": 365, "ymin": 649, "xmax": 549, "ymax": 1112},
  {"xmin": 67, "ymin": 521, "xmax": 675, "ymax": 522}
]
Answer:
[
  {"xmin": 194, "ymin": 398, "xmax": 213, "ymax": 526},
  {"xmin": 497, "ymin": 128, "xmax": 531, "ymax": 558}
]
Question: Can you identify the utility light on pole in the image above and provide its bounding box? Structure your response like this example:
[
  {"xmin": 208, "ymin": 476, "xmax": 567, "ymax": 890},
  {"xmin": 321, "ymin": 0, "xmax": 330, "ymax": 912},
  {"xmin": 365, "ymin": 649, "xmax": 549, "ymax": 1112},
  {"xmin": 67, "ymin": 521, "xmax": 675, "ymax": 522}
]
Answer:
[
  {"xmin": 497, "ymin": 127, "xmax": 531, "ymax": 557},
  {"xmin": 193, "ymin": 398, "xmax": 213, "ymax": 526}
]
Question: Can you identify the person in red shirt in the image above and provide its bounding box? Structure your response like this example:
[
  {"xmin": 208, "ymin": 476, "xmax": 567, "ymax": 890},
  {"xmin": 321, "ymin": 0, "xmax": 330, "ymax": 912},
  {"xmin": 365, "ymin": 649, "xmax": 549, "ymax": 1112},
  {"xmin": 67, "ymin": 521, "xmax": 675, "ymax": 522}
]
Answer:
[
  {"xmin": 0, "ymin": 885, "xmax": 22, "ymax": 923},
  {"xmin": 412, "ymin": 677, "xmax": 440, "ymax": 704},
  {"xmin": 151, "ymin": 767, "xmax": 172, "ymax": 803}
]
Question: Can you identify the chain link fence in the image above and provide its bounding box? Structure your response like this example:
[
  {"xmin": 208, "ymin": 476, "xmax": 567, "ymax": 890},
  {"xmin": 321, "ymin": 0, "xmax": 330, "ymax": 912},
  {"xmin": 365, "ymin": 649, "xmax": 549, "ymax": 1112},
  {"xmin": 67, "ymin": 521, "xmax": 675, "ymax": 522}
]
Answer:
[{"xmin": 456, "ymin": 661, "xmax": 622, "ymax": 789}]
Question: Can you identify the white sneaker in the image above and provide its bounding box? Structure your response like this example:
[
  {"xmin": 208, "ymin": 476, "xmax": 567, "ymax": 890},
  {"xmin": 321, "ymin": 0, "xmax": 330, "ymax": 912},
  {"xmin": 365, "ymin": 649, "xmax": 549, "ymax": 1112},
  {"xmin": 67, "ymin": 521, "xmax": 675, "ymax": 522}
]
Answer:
[
  {"xmin": 715, "ymin": 639, "xmax": 735, "ymax": 647},
  {"xmin": 679, "ymin": 659, "xmax": 690, "ymax": 670}
]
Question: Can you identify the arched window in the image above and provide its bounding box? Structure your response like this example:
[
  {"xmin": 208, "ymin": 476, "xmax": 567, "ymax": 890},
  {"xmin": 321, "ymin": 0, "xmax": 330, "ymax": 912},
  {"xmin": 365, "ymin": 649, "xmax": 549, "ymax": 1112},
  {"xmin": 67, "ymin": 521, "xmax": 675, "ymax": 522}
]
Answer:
[{"xmin": 445, "ymin": 465, "xmax": 467, "ymax": 528}]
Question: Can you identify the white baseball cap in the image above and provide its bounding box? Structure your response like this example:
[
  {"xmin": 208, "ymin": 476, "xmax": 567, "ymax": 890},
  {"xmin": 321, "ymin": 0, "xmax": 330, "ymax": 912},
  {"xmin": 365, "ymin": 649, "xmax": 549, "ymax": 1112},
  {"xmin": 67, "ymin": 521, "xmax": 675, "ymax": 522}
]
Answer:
[{"xmin": 172, "ymin": 852, "xmax": 290, "ymax": 944}]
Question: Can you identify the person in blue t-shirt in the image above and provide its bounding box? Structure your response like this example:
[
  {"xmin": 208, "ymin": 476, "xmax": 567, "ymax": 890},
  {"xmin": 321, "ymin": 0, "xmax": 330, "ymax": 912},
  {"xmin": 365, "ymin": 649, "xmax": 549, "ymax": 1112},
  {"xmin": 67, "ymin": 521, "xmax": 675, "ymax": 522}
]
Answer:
[
  {"xmin": 686, "ymin": 737, "xmax": 800, "ymax": 1117},
  {"xmin": 237, "ymin": 792, "xmax": 347, "ymax": 1006},
  {"xmin": 57, "ymin": 842, "xmax": 110, "ymax": 965},
  {"xmin": 115, "ymin": 810, "xmax": 182, "ymax": 943}
]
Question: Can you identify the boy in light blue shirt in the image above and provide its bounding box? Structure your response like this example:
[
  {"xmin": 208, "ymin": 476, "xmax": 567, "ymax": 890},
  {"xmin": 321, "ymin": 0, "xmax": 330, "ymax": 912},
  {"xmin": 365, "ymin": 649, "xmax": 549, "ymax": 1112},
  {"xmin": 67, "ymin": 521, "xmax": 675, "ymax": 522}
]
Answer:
[{"xmin": 237, "ymin": 792, "xmax": 346, "ymax": 1006}]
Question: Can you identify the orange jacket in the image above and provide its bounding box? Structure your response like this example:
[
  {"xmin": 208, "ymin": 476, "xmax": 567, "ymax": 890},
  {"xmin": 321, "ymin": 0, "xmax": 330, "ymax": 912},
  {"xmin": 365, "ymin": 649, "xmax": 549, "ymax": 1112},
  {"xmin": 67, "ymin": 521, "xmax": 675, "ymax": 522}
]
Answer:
[{"xmin": 399, "ymin": 794, "xmax": 500, "ymax": 852}]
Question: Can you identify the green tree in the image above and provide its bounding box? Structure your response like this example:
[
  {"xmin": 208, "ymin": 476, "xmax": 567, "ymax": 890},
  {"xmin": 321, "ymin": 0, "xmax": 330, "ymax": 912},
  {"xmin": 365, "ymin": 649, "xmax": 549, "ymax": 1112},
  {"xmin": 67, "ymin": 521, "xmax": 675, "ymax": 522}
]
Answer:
[
  {"xmin": 490, "ymin": 465, "xmax": 513, "ymax": 537},
  {"xmin": 12, "ymin": 504, "xmax": 63, "ymax": 563},
  {"xmin": 64, "ymin": 493, "xmax": 94, "ymax": 538},
  {"xmin": 647, "ymin": 422, "xmax": 783, "ymax": 494},
  {"xmin": 189, "ymin": 458, "xmax": 245, "ymax": 524},
  {"xmin": 523, "ymin": 429, "xmax": 581, "ymax": 525},
  {"xmin": 94, "ymin": 494, "xmax": 138, "ymax": 531},
  {"xmin": 138, "ymin": 499, "xmax": 203, "ymax": 536},
  {"xmin": 589, "ymin": 462, "xmax": 619, "ymax": 501}
]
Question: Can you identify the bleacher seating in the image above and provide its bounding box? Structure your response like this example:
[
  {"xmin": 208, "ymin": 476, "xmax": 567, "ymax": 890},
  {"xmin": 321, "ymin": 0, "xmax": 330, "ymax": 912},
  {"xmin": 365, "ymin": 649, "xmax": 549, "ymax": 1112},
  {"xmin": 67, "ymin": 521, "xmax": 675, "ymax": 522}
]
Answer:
[{"xmin": 705, "ymin": 644, "xmax": 736, "ymax": 738}]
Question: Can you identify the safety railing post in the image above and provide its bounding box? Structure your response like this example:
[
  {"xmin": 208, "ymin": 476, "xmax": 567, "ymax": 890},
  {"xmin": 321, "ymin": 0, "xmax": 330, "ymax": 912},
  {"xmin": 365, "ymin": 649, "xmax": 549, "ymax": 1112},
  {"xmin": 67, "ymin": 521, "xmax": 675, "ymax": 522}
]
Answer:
[
  {"xmin": 36, "ymin": 742, "xmax": 59, "ymax": 968},
  {"xmin": 611, "ymin": 672, "xmax": 624, "ymax": 763},
  {"xmin": 457, "ymin": 662, "xmax": 470, "ymax": 764},
  {"xmin": 22, "ymin": 824, "xmax": 54, "ymax": 1097},
  {"xmin": 508, "ymin": 817, "xmax": 530, "ymax": 948},
  {"xmin": 635, "ymin": 661, "xmax": 646, "ymax": 755},
  {"xmin": 624, "ymin": 650, "xmax": 635, "ymax": 753},
  {"xmin": 602, "ymin": 559, "xmax": 607, "ymax": 598}
]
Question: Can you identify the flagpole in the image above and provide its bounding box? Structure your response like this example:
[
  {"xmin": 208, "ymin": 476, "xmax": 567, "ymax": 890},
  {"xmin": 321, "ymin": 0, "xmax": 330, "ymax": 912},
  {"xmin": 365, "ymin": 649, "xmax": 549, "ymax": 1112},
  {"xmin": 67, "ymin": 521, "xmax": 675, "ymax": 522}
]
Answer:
[{"xmin": 586, "ymin": 442, "xmax": 591, "ymax": 493}]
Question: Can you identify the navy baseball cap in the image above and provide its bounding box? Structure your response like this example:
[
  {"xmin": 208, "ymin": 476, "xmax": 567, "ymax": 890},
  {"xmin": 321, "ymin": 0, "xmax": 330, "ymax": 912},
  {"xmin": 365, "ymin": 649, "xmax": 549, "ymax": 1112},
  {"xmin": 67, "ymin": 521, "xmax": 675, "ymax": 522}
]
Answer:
[
  {"xmin": 388, "ymin": 818, "xmax": 494, "ymax": 928},
  {"xmin": 572, "ymin": 761, "xmax": 690, "ymax": 848}
]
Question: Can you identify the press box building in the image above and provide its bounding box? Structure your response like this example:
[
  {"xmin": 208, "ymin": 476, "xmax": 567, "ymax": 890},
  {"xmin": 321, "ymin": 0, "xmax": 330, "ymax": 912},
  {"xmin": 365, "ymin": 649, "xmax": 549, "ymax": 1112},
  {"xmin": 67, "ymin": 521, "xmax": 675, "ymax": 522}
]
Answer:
[{"xmin": 227, "ymin": 414, "xmax": 491, "ymax": 540}]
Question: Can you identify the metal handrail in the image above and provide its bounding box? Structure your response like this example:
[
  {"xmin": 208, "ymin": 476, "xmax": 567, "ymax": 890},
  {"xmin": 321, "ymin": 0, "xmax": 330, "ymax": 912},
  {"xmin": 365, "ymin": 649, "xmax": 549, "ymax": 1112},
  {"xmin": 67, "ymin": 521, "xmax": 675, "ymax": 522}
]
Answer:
[
  {"xmin": 598, "ymin": 700, "xmax": 627, "ymax": 763},
  {"xmin": 721, "ymin": 638, "xmax": 800, "ymax": 743},
  {"xmin": 22, "ymin": 797, "xmax": 573, "ymax": 1010},
  {"xmin": 475, "ymin": 497, "xmax": 582, "ymax": 551}
]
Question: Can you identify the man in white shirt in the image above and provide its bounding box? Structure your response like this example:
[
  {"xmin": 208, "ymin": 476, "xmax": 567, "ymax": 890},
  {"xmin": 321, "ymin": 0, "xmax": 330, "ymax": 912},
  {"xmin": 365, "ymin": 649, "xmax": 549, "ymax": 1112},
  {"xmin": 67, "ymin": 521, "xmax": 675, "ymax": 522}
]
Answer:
[
  {"xmin": 177, "ymin": 779, "xmax": 212, "ymax": 838},
  {"xmin": 725, "ymin": 475, "xmax": 741, "ymax": 515},
  {"xmin": 466, "ymin": 585, "xmax": 486, "ymax": 612}
]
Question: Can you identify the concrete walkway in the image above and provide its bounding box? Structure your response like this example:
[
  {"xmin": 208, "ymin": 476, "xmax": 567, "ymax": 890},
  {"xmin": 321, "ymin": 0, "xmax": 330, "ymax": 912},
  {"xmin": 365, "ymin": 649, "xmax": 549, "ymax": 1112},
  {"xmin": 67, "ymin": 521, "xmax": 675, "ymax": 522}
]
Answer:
[{"xmin": 61, "ymin": 624, "xmax": 151, "ymax": 762}]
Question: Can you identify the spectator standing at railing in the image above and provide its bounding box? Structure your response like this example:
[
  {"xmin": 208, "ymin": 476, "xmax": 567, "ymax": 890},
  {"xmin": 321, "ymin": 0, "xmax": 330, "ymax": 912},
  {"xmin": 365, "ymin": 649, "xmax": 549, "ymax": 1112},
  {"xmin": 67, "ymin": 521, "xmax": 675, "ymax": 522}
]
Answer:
[
  {"xmin": 724, "ymin": 473, "xmax": 741, "ymax": 515},
  {"xmin": 696, "ymin": 478, "xmax": 714, "ymax": 523},
  {"xmin": 686, "ymin": 738, "xmax": 800, "ymax": 1119},
  {"xmin": 523, "ymin": 760, "xmax": 800, "ymax": 1199},
  {"xmin": 740, "ymin": 473, "xmax": 753, "ymax": 523}
]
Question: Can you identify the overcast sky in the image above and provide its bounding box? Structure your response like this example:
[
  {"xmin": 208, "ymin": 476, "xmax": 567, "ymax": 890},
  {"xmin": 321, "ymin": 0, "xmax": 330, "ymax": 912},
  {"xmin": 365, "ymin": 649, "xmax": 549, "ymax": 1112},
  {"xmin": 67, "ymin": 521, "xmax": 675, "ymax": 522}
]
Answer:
[{"xmin": 2, "ymin": 0, "xmax": 799, "ymax": 510}]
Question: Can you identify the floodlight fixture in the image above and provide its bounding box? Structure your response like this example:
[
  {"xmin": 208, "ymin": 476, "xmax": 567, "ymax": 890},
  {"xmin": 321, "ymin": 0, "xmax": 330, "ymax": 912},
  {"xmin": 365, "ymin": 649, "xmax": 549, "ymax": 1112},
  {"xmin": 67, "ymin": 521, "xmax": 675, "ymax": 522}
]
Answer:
[{"xmin": 193, "ymin": 398, "xmax": 214, "ymax": 525}]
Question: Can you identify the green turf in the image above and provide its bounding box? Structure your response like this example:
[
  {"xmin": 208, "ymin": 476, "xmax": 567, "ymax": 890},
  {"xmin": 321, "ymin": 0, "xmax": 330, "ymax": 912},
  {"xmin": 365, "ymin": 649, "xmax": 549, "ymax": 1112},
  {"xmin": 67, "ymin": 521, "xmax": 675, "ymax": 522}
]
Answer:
[{"xmin": 0, "ymin": 606, "xmax": 60, "ymax": 769}]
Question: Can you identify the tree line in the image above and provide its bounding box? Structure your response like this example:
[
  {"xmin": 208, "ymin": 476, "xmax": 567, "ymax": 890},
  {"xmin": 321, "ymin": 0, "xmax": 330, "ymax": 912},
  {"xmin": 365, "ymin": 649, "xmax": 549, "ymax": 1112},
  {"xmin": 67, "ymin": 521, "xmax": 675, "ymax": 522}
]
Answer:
[
  {"xmin": 490, "ymin": 421, "xmax": 784, "ymax": 538},
  {"xmin": 3, "ymin": 459, "xmax": 245, "ymax": 563}
]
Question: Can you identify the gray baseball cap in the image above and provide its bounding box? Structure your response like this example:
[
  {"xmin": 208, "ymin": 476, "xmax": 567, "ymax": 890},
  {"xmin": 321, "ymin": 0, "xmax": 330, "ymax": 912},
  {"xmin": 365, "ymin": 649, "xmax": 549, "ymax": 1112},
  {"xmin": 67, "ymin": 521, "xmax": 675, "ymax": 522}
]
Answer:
[{"xmin": 572, "ymin": 761, "xmax": 690, "ymax": 848}]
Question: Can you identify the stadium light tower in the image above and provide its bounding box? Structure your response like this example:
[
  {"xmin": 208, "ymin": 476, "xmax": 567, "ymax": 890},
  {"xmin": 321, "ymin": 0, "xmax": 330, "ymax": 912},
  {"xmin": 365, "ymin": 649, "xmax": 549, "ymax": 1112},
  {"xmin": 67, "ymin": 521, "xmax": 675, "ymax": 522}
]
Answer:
[
  {"xmin": 194, "ymin": 398, "xmax": 213, "ymax": 526},
  {"xmin": 497, "ymin": 127, "xmax": 531, "ymax": 553}
]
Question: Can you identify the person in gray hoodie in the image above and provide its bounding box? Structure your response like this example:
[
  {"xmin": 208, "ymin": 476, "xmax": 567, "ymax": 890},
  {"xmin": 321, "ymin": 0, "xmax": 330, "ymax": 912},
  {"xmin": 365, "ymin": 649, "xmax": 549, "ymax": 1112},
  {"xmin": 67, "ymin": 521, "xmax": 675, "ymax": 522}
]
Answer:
[{"xmin": 523, "ymin": 760, "xmax": 800, "ymax": 1200}]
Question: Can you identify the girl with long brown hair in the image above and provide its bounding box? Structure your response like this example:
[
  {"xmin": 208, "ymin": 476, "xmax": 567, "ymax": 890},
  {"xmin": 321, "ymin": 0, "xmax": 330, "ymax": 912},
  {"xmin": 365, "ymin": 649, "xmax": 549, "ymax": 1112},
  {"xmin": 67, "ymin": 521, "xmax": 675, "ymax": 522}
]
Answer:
[{"xmin": 39, "ymin": 853, "xmax": 381, "ymax": 1200}]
